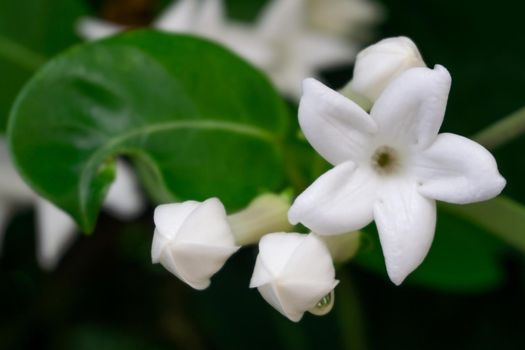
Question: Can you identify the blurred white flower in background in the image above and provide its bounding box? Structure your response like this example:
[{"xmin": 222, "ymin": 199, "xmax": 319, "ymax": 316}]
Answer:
[
  {"xmin": 307, "ymin": 0, "xmax": 384, "ymax": 37},
  {"xmin": 254, "ymin": 0, "xmax": 356, "ymax": 98},
  {"xmin": 152, "ymin": 198, "xmax": 240, "ymax": 289},
  {"xmin": 76, "ymin": 0, "xmax": 383, "ymax": 98},
  {"xmin": 0, "ymin": 138, "xmax": 144, "ymax": 270},
  {"xmin": 288, "ymin": 65, "xmax": 506, "ymax": 285},
  {"xmin": 250, "ymin": 232, "xmax": 338, "ymax": 322}
]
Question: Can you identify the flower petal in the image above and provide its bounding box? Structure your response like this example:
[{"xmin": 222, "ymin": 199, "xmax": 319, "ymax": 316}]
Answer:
[
  {"xmin": 415, "ymin": 133, "xmax": 506, "ymax": 204},
  {"xmin": 257, "ymin": 0, "xmax": 305, "ymax": 39},
  {"xmin": 255, "ymin": 284, "xmax": 289, "ymax": 318},
  {"xmin": 309, "ymin": 0, "xmax": 384, "ymax": 36},
  {"xmin": 104, "ymin": 160, "xmax": 145, "ymax": 220},
  {"xmin": 276, "ymin": 279, "xmax": 337, "ymax": 322},
  {"xmin": 193, "ymin": 0, "xmax": 225, "ymax": 35},
  {"xmin": 0, "ymin": 138, "xmax": 34, "ymax": 202},
  {"xmin": 177, "ymin": 198, "xmax": 236, "ymax": 246},
  {"xmin": 35, "ymin": 198, "xmax": 78, "ymax": 270},
  {"xmin": 299, "ymin": 78, "xmax": 377, "ymax": 165},
  {"xmin": 373, "ymin": 179, "xmax": 436, "ymax": 285},
  {"xmin": 351, "ymin": 36, "xmax": 426, "ymax": 102},
  {"xmin": 219, "ymin": 24, "xmax": 275, "ymax": 68},
  {"xmin": 165, "ymin": 242, "xmax": 239, "ymax": 290},
  {"xmin": 0, "ymin": 203, "xmax": 12, "ymax": 255},
  {"xmin": 250, "ymin": 232, "xmax": 304, "ymax": 288},
  {"xmin": 370, "ymin": 65, "xmax": 451, "ymax": 150},
  {"xmin": 76, "ymin": 17, "xmax": 124, "ymax": 40},
  {"xmin": 154, "ymin": 201, "xmax": 200, "ymax": 239},
  {"xmin": 154, "ymin": 0, "xmax": 198, "ymax": 32},
  {"xmin": 151, "ymin": 228, "xmax": 168, "ymax": 264},
  {"xmin": 298, "ymin": 33, "xmax": 356, "ymax": 69},
  {"xmin": 282, "ymin": 233, "xmax": 336, "ymax": 284},
  {"xmin": 289, "ymin": 161, "xmax": 378, "ymax": 235}
]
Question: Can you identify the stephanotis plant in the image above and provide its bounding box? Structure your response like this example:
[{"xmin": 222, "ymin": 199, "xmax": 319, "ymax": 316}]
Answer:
[
  {"xmin": 4, "ymin": 24, "xmax": 520, "ymax": 323},
  {"xmin": 150, "ymin": 36, "xmax": 505, "ymax": 318},
  {"xmin": 289, "ymin": 65, "xmax": 505, "ymax": 285}
]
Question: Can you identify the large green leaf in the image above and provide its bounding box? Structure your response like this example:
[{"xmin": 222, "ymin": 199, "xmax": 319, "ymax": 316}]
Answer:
[
  {"xmin": 0, "ymin": 0, "xmax": 88, "ymax": 131},
  {"xmin": 8, "ymin": 30, "xmax": 290, "ymax": 232}
]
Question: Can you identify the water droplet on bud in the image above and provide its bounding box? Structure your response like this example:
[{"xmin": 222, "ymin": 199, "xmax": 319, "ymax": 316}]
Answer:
[{"xmin": 308, "ymin": 290, "xmax": 335, "ymax": 316}]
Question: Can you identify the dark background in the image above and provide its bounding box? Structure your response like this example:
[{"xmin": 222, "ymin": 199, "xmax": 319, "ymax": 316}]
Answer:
[{"xmin": 1, "ymin": 0, "xmax": 525, "ymax": 349}]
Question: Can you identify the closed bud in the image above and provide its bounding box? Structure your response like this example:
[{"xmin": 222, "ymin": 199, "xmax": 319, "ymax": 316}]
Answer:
[
  {"xmin": 250, "ymin": 233, "xmax": 338, "ymax": 322},
  {"xmin": 152, "ymin": 198, "xmax": 240, "ymax": 290},
  {"xmin": 349, "ymin": 36, "xmax": 426, "ymax": 102}
]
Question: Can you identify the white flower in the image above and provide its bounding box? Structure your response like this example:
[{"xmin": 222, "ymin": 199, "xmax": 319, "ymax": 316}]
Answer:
[
  {"xmin": 0, "ymin": 138, "xmax": 144, "ymax": 269},
  {"xmin": 104, "ymin": 160, "xmax": 146, "ymax": 220},
  {"xmin": 153, "ymin": 0, "xmax": 199, "ymax": 32},
  {"xmin": 185, "ymin": 0, "xmax": 275, "ymax": 68},
  {"xmin": 349, "ymin": 36, "xmax": 427, "ymax": 102},
  {"xmin": 250, "ymin": 232, "xmax": 338, "ymax": 322},
  {"xmin": 288, "ymin": 66, "xmax": 506, "ymax": 285},
  {"xmin": 34, "ymin": 198, "xmax": 78, "ymax": 270},
  {"xmin": 307, "ymin": 0, "xmax": 384, "ymax": 37},
  {"xmin": 152, "ymin": 198, "xmax": 240, "ymax": 289},
  {"xmin": 76, "ymin": 0, "xmax": 273, "ymax": 69},
  {"xmin": 76, "ymin": 0, "xmax": 371, "ymax": 99},
  {"xmin": 76, "ymin": 17, "xmax": 124, "ymax": 40},
  {"xmin": 255, "ymin": 0, "xmax": 355, "ymax": 98},
  {"xmin": 76, "ymin": 0, "xmax": 197, "ymax": 40}
]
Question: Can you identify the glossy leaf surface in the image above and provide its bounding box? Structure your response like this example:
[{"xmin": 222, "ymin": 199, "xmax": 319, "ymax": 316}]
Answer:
[{"xmin": 8, "ymin": 30, "xmax": 289, "ymax": 232}]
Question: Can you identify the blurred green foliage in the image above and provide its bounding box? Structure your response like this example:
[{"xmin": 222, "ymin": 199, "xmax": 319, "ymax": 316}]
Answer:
[{"xmin": 0, "ymin": 0, "xmax": 89, "ymax": 130}]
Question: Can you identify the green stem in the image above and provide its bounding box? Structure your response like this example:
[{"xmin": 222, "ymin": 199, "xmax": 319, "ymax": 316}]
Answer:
[
  {"xmin": 0, "ymin": 34, "xmax": 46, "ymax": 72},
  {"xmin": 473, "ymin": 106, "xmax": 525, "ymax": 150},
  {"xmin": 336, "ymin": 269, "xmax": 368, "ymax": 350},
  {"xmin": 441, "ymin": 196, "xmax": 525, "ymax": 254},
  {"xmin": 227, "ymin": 192, "xmax": 293, "ymax": 246}
]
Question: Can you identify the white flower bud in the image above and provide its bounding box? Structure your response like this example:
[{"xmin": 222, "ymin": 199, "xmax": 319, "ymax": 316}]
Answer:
[
  {"xmin": 250, "ymin": 233, "xmax": 339, "ymax": 322},
  {"xmin": 349, "ymin": 36, "xmax": 426, "ymax": 102},
  {"xmin": 152, "ymin": 198, "xmax": 240, "ymax": 290}
]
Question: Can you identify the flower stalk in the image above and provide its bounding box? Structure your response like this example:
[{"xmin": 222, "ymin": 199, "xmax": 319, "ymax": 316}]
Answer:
[
  {"xmin": 319, "ymin": 231, "xmax": 362, "ymax": 264},
  {"xmin": 227, "ymin": 192, "xmax": 294, "ymax": 246},
  {"xmin": 473, "ymin": 106, "xmax": 525, "ymax": 150},
  {"xmin": 338, "ymin": 85, "xmax": 373, "ymax": 111}
]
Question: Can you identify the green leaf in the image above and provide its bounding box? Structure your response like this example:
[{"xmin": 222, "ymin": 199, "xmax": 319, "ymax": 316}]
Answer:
[
  {"xmin": 8, "ymin": 30, "xmax": 290, "ymax": 233},
  {"xmin": 0, "ymin": 0, "xmax": 88, "ymax": 131},
  {"xmin": 356, "ymin": 208, "xmax": 507, "ymax": 292}
]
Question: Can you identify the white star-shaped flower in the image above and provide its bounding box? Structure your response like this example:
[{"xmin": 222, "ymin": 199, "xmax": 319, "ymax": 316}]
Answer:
[
  {"xmin": 255, "ymin": 0, "xmax": 356, "ymax": 98},
  {"xmin": 76, "ymin": 0, "xmax": 273, "ymax": 69},
  {"xmin": 76, "ymin": 0, "xmax": 367, "ymax": 99},
  {"xmin": 288, "ymin": 66, "xmax": 506, "ymax": 285},
  {"xmin": 307, "ymin": 0, "xmax": 384, "ymax": 37},
  {"xmin": 0, "ymin": 138, "xmax": 144, "ymax": 270}
]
